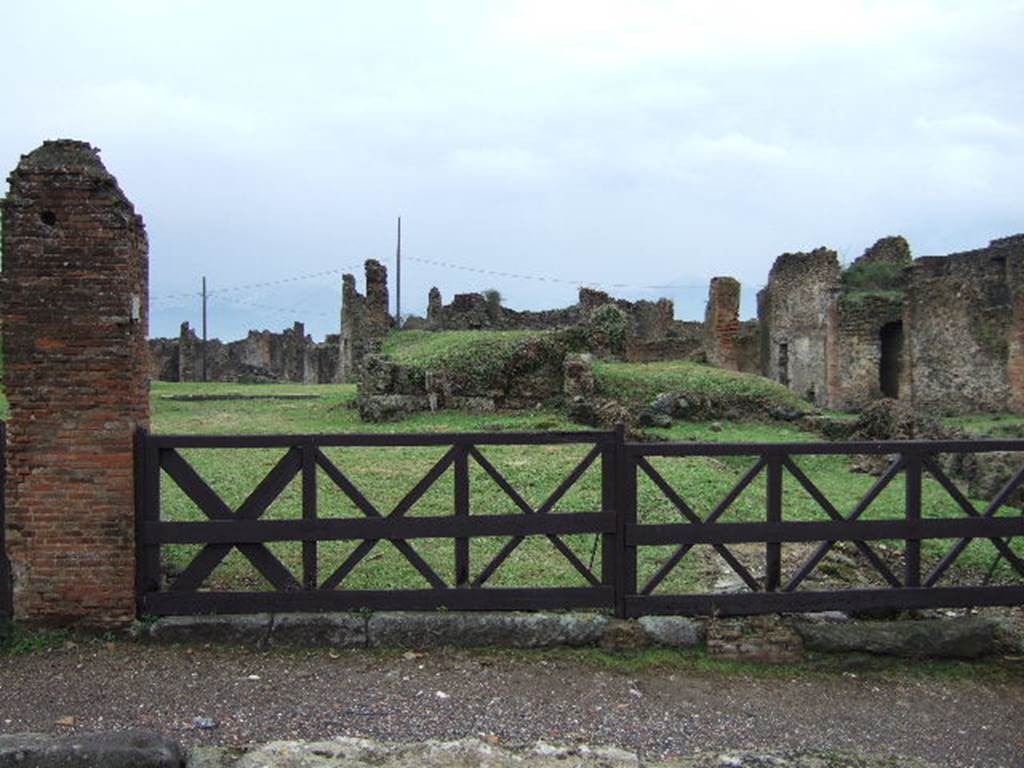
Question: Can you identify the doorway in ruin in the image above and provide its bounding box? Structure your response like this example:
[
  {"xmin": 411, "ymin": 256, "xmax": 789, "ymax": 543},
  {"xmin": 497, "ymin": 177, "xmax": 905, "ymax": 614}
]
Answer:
[
  {"xmin": 879, "ymin": 321, "xmax": 903, "ymax": 398},
  {"xmin": 777, "ymin": 342, "xmax": 790, "ymax": 387}
]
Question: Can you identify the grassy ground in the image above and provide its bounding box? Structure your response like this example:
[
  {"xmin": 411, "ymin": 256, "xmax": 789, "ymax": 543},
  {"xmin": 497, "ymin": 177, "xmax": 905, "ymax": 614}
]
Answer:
[
  {"xmin": 593, "ymin": 359, "xmax": 806, "ymax": 411},
  {"xmin": 146, "ymin": 382, "xmax": 1024, "ymax": 595},
  {"xmin": 382, "ymin": 329, "xmax": 542, "ymax": 368}
]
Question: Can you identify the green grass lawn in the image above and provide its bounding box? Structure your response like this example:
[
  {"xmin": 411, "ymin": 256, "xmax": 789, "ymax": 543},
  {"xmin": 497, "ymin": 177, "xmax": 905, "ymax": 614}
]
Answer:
[
  {"xmin": 382, "ymin": 329, "xmax": 543, "ymax": 368},
  {"xmin": 593, "ymin": 359, "xmax": 807, "ymax": 411},
  {"xmin": 146, "ymin": 381, "xmax": 1024, "ymax": 597}
]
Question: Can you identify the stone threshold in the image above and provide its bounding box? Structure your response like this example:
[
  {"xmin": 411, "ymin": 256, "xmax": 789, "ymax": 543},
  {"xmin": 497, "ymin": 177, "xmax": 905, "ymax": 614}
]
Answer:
[
  {"xmin": 136, "ymin": 610, "xmax": 1021, "ymax": 660},
  {"xmin": 0, "ymin": 732, "xmax": 932, "ymax": 768}
]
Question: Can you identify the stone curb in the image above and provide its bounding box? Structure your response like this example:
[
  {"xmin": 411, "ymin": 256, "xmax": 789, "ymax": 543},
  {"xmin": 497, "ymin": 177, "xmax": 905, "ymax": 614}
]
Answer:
[
  {"xmin": 187, "ymin": 737, "xmax": 930, "ymax": 767},
  {"xmin": 0, "ymin": 734, "xmax": 930, "ymax": 768},
  {"xmin": 791, "ymin": 615, "xmax": 1006, "ymax": 659},
  {"xmin": 141, "ymin": 612, "xmax": 704, "ymax": 651},
  {"xmin": 138, "ymin": 611, "xmax": 1015, "ymax": 659},
  {"xmin": 0, "ymin": 730, "xmax": 184, "ymax": 768}
]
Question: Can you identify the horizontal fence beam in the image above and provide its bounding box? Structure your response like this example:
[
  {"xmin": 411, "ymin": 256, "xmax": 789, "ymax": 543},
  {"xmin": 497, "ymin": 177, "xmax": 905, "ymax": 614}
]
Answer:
[
  {"xmin": 626, "ymin": 585, "xmax": 1024, "ymax": 618},
  {"xmin": 142, "ymin": 586, "xmax": 614, "ymax": 615},
  {"xmin": 628, "ymin": 439, "xmax": 1024, "ymax": 457},
  {"xmin": 627, "ymin": 516, "xmax": 1024, "ymax": 546},
  {"xmin": 145, "ymin": 512, "xmax": 616, "ymax": 545},
  {"xmin": 150, "ymin": 430, "xmax": 617, "ymax": 449}
]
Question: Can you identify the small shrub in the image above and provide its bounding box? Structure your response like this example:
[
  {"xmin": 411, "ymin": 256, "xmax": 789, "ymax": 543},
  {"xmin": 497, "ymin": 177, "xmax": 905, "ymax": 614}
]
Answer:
[
  {"xmin": 841, "ymin": 261, "xmax": 905, "ymax": 291},
  {"xmin": 587, "ymin": 304, "xmax": 628, "ymax": 354},
  {"xmin": 481, "ymin": 289, "xmax": 502, "ymax": 312}
]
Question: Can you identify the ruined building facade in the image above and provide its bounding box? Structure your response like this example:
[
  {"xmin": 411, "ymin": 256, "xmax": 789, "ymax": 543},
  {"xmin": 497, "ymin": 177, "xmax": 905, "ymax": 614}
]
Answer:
[
  {"xmin": 149, "ymin": 320, "xmax": 339, "ymax": 384},
  {"xmin": 755, "ymin": 234, "xmax": 1024, "ymax": 414}
]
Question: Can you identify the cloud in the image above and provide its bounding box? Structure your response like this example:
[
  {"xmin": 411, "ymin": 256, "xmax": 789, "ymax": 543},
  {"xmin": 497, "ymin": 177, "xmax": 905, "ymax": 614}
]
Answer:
[
  {"xmin": 916, "ymin": 113, "xmax": 1024, "ymax": 143},
  {"xmin": 448, "ymin": 146, "xmax": 555, "ymax": 181}
]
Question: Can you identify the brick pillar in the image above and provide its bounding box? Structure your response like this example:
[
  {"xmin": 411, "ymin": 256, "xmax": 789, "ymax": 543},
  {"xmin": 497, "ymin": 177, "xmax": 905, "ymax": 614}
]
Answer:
[
  {"xmin": 703, "ymin": 277, "xmax": 740, "ymax": 370},
  {"xmin": 1, "ymin": 140, "xmax": 149, "ymax": 627}
]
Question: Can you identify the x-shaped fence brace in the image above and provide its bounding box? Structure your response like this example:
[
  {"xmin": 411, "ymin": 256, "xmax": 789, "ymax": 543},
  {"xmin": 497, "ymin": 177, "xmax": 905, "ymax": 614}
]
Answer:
[
  {"xmin": 635, "ymin": 450, "xmax": 1024, "ymax": 594},
  {"xmin": 159, "ymin": 442, "xmax": 605, "ymax": 593}
]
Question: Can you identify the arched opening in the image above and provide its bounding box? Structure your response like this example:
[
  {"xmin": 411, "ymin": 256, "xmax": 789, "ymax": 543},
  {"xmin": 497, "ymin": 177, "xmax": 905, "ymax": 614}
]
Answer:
[{"xmin": 879, "ymin": 321, "xmax": 903, "ymax": 398}]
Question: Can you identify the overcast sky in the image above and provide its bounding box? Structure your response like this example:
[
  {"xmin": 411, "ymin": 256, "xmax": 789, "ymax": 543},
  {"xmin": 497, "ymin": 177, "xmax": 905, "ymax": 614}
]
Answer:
[{"xmin": 2, "ymin": 1, "xmax": 1022, "ymax": 340}]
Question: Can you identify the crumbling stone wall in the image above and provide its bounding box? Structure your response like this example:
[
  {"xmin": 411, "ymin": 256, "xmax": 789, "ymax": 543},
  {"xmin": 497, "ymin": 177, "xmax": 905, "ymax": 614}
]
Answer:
[
  {"xmin": 339, "ymin": 260, "xmax": 391, "ymax": 382},
  {"xmin": 856, "ymin": 235, "xmax": 911, "ymax": 266},
  {"xmin": 425, "ymin": 285, "xmax": 679, "ymax": 350},
  {"xmin": 754, "ymin": 233, "xmax": 1023, "ymax": 414},
  {"xmin": 757, "ymin": 248, "xmax": 841, "ymax": 407},
  {"xmin": 904, "ymin": 236, "xmax": 1024, "ymax": 414},
  {"xmin": 426, "ymin": 288, "xmax": 583, "ymax": 331},
  {"xmin": 831, "ymin": 293, "xmax": 905, "ymax": 411},
  {"xmin": 1, "ymin": 140, "xmax": 149, "ymax": 626},
  {"xmin": 148, "ymin": 321, "xmax": 336, "ymax": 383},
  {"xmin": 703, "ymin": 277, "xmax": 740, "ymax": 370},
  {"xmin": 735, "ymin": 320, "xmax": 761, "ymax": 374}
]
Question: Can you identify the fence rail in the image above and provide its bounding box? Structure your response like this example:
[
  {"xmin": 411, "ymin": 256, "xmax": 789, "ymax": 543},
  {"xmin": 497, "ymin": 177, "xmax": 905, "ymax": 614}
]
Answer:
[{"xmin": 135, "ymin": 428, "xmax": 1024, "ymax": 618}]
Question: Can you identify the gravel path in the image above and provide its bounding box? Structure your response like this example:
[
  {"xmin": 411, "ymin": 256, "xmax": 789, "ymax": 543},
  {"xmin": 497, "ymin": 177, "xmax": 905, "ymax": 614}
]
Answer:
[{"xmin": 1, "ymin": 642, "xmax": 1021, "ymax": 767}]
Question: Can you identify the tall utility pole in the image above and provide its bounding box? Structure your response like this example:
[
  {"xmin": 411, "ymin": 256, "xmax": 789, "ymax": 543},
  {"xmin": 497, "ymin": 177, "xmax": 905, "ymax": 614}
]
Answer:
[
  {"xmin": 201, "ymin": 276, "xmax": 208, "ymax": 382},
  {"xmin": 395, "ymin": 216, "xmax": 402, "ymax": 328}
]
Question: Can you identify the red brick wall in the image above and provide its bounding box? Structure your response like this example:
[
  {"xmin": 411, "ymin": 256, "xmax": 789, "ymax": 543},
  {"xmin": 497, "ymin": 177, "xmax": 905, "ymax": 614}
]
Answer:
[
  {"xmin": 703, "ymin": 277, "xmax": 740, "ymax": 370},
  {"xmin": 1, "ymin": 140, "xmax": 149, "ymax": 627}
]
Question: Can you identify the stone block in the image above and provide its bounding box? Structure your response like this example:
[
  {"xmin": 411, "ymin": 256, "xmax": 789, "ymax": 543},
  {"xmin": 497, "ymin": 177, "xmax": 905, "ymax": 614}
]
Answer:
[
  {"xmin": 600, "ymin": 619, "xmax": 649, "ymax": 652},
  {"xmin": 637, "ymin": 616, "xmax": 705, "ymax": 647},
  {"xmin": 366, "ymin": 611, "xmax": 609, "ymax": 649},
  {"xmin": 268, "ymin": 613, "xmax": 367, "ymax": 648},
  {"xmin": 0, "ymin": 731, "xmax": 183, "ymax": 768},
  {"xmin": 146, "ymin": 614, "xmax": 273, "ymax": 646},
  {"xmin": 793, "ymin": 617, "xmax": 1000, "ymax": 659}
]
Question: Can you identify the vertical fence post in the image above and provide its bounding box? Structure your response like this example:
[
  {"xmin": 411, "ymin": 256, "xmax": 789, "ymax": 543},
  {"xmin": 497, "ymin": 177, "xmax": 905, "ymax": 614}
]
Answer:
[
  {"xmin": 302, "ymin": 442, "xmax": 318, "ymax": 591},
  {"xmin": 613, "ymin": 424, "xmax": 636, "ymax": 619},
  {"xmin": 904, "ymin": 451, "xmax": 923, "ymax": 588},
  {"xmin": 600, "ymin": 429, "xmax": 618, "ymax": 598},
  {"xmin": 765, "ymin": 451, "xmax": 783, "ymax": 592},
  {"xmin": 454, "ymin": 443, "xmax": 470, "ymax": 588},
  {"xmin": 0, "ymin": 421, "xmax": 11, "ymax": 620},
  {"xmin": 136, "ymin": 429, "xmax": 161, "ymax": 606}
]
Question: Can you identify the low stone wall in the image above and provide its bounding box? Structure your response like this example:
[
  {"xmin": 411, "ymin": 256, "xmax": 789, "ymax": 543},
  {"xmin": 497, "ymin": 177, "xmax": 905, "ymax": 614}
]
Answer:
[{"xmin": 149, "ymin": 322, "xmax": 339, "ymax": 383}]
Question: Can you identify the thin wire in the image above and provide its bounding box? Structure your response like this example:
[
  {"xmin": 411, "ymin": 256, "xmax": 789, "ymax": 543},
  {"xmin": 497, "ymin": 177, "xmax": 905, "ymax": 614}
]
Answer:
[
  {"xmin": 403, "ymin": 254, "xmax": 707, "ymax": 292},
  {"xmin": 150, "ymin": 263, "xmax": 365, "ymax": 302},
  {"xmin": 213, "ymin": 294, "xmax": 334, "ymax": 319}
]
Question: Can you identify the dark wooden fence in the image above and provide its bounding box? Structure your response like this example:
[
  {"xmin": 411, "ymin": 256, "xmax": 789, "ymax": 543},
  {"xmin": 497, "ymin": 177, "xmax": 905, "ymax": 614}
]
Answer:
[
  {"xmin": 0, "ymin": 423, "xmax": 10, "ymax": 621},
  {"xmin": 135, "ymin": 428, "xmax": 1024, "ymax": 618}
]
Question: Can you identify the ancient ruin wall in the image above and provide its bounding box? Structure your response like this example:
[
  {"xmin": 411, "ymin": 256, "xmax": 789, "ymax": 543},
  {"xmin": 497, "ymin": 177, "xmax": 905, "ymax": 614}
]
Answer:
[
  {"xmin": 703, "ymin": 277, "xmax": 740, "ymax": 370},
  {"xmin": 904, "ymin": 236, "xmax": 1024, "ymax": 414},
  {"xmin": 425, "ymin": 285, "xmax": 676, "ymax": 345},
  {"xmin": 757, "ymin": 248, "xmax": 841, "ymax": 407},
  {"xmin": 1, "ymin": 140, "xmax": 149, "ymax": 625},
  {"xmin": 148, "ymin": 321, "xmax": 336, "ymax": 383},
  {"xmin": 831, "ymin": 293, "xmax": 905, "ymax": 411},
  {"xmin": 339, "ymin": 260, "xmax": 390, "ymax": 382}
]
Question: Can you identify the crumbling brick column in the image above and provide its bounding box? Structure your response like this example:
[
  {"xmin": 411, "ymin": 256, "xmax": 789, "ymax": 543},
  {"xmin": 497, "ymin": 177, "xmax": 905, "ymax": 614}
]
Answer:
[
  {"xmin": 427, "ymin": 287, "xmax": 442, "ymax": 328},
  {"xmin": 338, "ymin": 261, "xmax": 391, "ymax": 383},
  {"xmin": 703, "ymin": 277, "xmax": 740, "ymax": 370},
  {"xmin": 1, "ymin": 140, "xmax": 149, "ymax": 626}
]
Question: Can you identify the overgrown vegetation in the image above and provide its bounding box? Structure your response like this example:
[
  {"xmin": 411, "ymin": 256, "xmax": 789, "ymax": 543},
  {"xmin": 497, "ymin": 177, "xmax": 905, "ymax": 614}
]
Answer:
[
  {"xmin": 382, "ymin": 330, "xmax": 544, "ymax": 368},
  {"xmin": 593, "ymin": 360, "xmax": 807, "ymax": 412},
  {"xmin": 840, "ymin": 260, "xmax": 906, "ymax": 292},
  {"xmin": 381, "ymin": 329, "xmax": 572, "ymax": 394}
]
